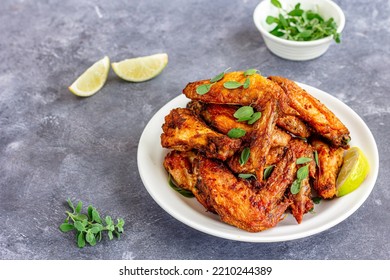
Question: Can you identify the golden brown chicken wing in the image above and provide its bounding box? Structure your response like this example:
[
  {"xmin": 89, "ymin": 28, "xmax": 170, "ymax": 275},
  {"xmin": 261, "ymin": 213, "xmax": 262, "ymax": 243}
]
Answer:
[
  {"xmin": 196, "ymin": 147, "xmax": 296, "ymax": 232},
  {"xmin": 269, "ymin": 76, "xmax": 351, "ymax": 147},
  {"xmin": 163, "ymin": 150, "xmax": 215, "ymax": 212},
  {"xmin": 182, "ymin": 72, "xmax": 281, "ymax": 110},
  {"xmin": 287, "ymin": 139, "xmax": 316, "ymax": 223},
  {"xmin": 161, "ymin": 108, "xmax": 241, "ymax": 161},
  {"xmin": 191, "ymin": 102, "xmax": 291, "ymax": 146},
  {"xmin": 311, "ymin": 139, "xmax": 345, "ymax": 199}
]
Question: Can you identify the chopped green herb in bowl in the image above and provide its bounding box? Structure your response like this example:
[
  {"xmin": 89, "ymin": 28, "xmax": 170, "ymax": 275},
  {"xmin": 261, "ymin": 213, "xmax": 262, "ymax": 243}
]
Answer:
[{"xmin": 253, "ymin": 0, "xmax": 345, "ymax": 60}]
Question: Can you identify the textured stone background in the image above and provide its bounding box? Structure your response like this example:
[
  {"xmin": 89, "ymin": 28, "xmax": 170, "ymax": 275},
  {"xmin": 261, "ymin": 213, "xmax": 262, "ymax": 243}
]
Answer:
[{"xmin": 0, "ymin": 0, "xmax": 389, "ymax": 259}]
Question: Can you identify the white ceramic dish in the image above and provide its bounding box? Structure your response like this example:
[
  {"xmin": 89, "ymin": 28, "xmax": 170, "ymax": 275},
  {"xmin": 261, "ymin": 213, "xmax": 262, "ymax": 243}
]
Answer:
[
  {"xmin": 137, "ymin": 83, "xmax": 378, "ymax": 242},
  {"xmin": 253, "ymin": 0, "xmax": 345, "ymax": 61}
]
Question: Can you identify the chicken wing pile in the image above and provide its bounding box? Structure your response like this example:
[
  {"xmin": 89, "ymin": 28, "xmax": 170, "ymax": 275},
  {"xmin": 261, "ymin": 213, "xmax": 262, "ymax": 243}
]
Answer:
[{"xmin": 160, "ymin": 71, "xmax": 350, "ymax": 232}]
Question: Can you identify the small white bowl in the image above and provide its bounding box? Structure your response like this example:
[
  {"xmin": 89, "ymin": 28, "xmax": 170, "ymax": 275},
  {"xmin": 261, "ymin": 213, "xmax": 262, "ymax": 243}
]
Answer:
[{"xmin": 253, "ymin": 0, "xmax": 345, "ymax": 61}]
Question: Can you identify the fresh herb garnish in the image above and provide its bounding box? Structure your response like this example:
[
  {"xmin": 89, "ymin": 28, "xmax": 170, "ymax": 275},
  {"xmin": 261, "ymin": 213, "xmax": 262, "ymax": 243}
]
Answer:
[
  {"xmin": 243, "ymin": 77, "xmax": 250, "ymax": 89},
  {"xmin": 244, "ymin": 68, "xmax": 259, "ymax": 76},
  {"xmin": 59, "ymin": 199, "xmax": 124, "ymax": 248},
  {"xmin": 266, "ymin": 1, "xmax": 341, "ymax": 43},
  {"xmin": 312, "ymin": 197, "xmax": 322, "ymax": 204},
  {"xmin": 227, "ymin": 128, "xmax": 246, "ymax": 138},
  {"xmin": 196, "ymin": 83, "xmax": 213, "ymax": 95},
  {"xmin": 223, "ymin": 81, "xmax": 243, "ymax": 89},
  {"xmin": 239, "ymin": 147, "xmax": 250, "ymax": 166},
  {"xmin": 210, "ymin": 67, "xmax": 231, "ymax": 83},
  {"xmin": 263, "ymin": 165, "xmax": 275, "ymax": 180},
  {"xmin": 233, "ymin": 106, "xmax": 262, "ymax": 124},
  {"xmin": 296, "ymin": 157, "xmax": 312, "ymax": 164},
  {"xmin": 247, "ymin": 112, "xmax": 261, "ymax": 124},
  {"xmin": 238, "ymin": 173, "xmax": 257, "ymax": 179},
  {"xmin": 290, "ymin": 164, "xmax": 310, "ymax": 194},
  {"xmin": 169, "ymin": 175, "xmax": 195, "ymax": 198}
]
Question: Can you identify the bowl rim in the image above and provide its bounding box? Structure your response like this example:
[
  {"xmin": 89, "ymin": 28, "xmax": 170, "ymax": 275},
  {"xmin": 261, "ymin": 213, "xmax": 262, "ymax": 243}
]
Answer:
[{"xmin": 253, "ymin": 0, "xmax": 346, "ymax": 47}]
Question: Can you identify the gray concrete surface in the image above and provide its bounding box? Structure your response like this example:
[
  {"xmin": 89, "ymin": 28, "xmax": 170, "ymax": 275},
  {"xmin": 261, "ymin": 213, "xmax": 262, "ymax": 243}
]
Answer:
[{"xmin": 0, "ymin": 0, "xmax": 389, "ymax": 259}]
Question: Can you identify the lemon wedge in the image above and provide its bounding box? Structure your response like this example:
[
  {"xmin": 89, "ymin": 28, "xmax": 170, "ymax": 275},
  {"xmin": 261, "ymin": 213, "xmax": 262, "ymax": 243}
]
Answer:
[
  {"xmin": 69, "ymin": 56, "xmax": 110, "ymax": 97},
  {"xmin": 111, "ymin": 53, "xmax": 168, "ymax": 82},
  {"xmin": 336, "ymin": 147, "xmax": 370, "ymax": 197}
]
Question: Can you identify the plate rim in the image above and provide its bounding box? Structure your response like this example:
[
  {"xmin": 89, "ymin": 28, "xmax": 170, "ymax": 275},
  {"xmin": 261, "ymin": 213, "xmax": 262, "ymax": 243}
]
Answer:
[{"xmin": 137, "ymin": 82, "xmax": 379, "ymax": 242}]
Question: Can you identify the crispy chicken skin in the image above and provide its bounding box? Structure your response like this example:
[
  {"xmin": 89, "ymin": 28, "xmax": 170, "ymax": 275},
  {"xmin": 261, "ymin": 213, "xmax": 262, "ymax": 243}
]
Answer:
[
  {"xmin": 196, "ymin": 148, "xmax": 295, "ymax": 232},
  {"xmin": 183, "ymin": 72, "xmax": 282, "ymax": 110},
  {"xmin": 311, "ymin": 139, "xmax": 345, "ymax": 199},
  {"xmin": 190, "ymin": 101, "xmax": 291, "ymax": 146},
  {"xmin": 245, "ymin": 100, "xmax": 278, "ymax": 180},
  {"xmin": 269, "ymin": 76, "xmax": 351, "ymax": 147},
  {"xmin": 276, "ymin": 115, "xmax": 311, "ymax": 139},
  {"xmin": 161, "ymin": 108, "xmax": 241, "ymax": 161},
  {"xmin": 287, "ymin": 139, "xmax": 315, "ymax": 223},
  {"xmin": 163, "ymin": 150, "xmax": 215, "ymax": 212}
]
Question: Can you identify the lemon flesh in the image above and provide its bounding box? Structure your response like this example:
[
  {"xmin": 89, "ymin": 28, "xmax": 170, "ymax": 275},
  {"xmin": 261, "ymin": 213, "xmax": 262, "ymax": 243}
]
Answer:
[
  {"xmin": 69, "ymin": 56, "xmax": 110, "ymax": 97},
  {"xmin": 112, "ymin": 53, "xmax": 168, "ymax": 82},
  {"xmin": 336, "ymin": 147, "xmax": 370, "ymax": 197}
]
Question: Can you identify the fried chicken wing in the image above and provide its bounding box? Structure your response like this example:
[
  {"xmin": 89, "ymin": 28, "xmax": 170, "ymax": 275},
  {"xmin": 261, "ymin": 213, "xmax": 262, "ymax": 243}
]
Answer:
[
  {"xmin": 183, "ymin": 72, "xmax": 282, "ymax": 110},
  {"xmin": 196, "ymin": 148, "xmax": 295, "ymax": 232},
  {"xmin": 269, "ymin": 76, "xmax": 351, "ymax": 147},
  {"xmin": 311, "ymin": 139, "xmax": 345, "ymax": 199},
  {"xmin": 276, "ymin": 115, "xmax": 311, "ymax": 139},
  {"xmin": 191, "ymin": 102, "xmax": 291, "ymax": 146},
  {"xmin": 287, "ymin": 139, "xmax": 316, "ymax": 223},
  {"xmin": 161, "ymin": 108, "xmax": 241, "ymax": 161},
  {"xmin": 163, "ymin": 150, "xmax": 215, "ymax": 212}
]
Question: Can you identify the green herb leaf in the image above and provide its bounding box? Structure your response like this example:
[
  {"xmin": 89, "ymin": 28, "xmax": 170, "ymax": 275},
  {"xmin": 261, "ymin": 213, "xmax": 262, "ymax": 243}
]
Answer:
[
  {"xmin": 243, "ymin": 77, "xmax": 250, "ymax": 89},
  {"xmin": 59, "ymin": 223, "xmax": 74, "ymax": 232},
  {"xmin": 75, "ymin": 201, "xmax": 82, "ymax": 214},
  {"xmin": 223, "ymin": 81, "xmax": 243, "ymax": 89},
  {"xmin": 271, "ymin": 0, "xmax": 282, "ymax": 9},
  {"xmin": 92, "ymin": 209, "xmax": 102, "ymax": 224},
  {"xmin": 196, "ymin": 83, "xmax": 212, "ymax": 95},
  {"xmin": 74, "ymin": 220, "xmax": 85, "ymax": 232},
  {"xmin": 290, "ymin": 179, "xmax": 301, "ymax": 195},
  {"xmin": 168, "ymin": 175, "xmax": 195, "ymax": 198},
  {"xmin": 210, "ymin": 72, "xmax": 225, "ymax": 83},
  {"xmin": 234, "ymin": 106, "xmax": 254, "ymax": 120},
  {"xmin": 238, "ymin": 173, "xmax": 257, "ymax": 179},
  {"xmin": 244, "ymin": 69, "xmax": 258, "ymax": 76},
  {"xmin": 263, "ymin": 165, "xmax": 275, "ymax": 180},
  {"xmin": 108, "ymin": 231, "xmax": 114, "ymax": 241},
  {"xmin": 239, "ymin": 147, "xmax": 250, "ymax": 166},
  {"xmin": 77, "ymin": 232, "xmax": 86, "ymax": 248},
  {"xmin": 90, "ymin": 224, "xmax": 103, "ymax": 234},
  {"xmin": 87, "ymin": 205, "xmax": 93, "ymax": 220},
  {"xmin": 227, "ymin": 128, "xmax": 246, "ymax": 138},
  {"xmin": 266, "ymin": 16, "xmax": 279, "ymax": 25},
  {"xmin": 247, "ymin": 112, "xmax": 262, "ymax": 125},
  {"xmin": 67, "ymin": 198, "xmax": 75, "ymax": 212},
  {"xmin": 312, "ymin": 197, "xmax": 322, "ymax": 204},
  {"xmin": 85, "ymin": 230, "xmax": 96, "ymax": 245},
  {"xmin": 297, "ymin": 165, "xmax": 309, "ymax": 181},
  {"xmin": 296, "ymin": 157, "xmax": 312, "ymax": 164}
]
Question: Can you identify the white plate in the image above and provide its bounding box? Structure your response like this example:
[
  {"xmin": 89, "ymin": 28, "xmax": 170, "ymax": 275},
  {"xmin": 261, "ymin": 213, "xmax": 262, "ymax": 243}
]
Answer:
[{"xmin": 137, "ymin": 83, "xmax": 379, "ymax": 242}]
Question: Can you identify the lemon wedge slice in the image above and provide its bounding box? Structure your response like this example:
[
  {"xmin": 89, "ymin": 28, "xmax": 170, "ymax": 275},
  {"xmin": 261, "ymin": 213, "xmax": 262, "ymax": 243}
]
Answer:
[
  {"xmin": 69, "ymin": 56, "xmax": 110, "ymax": 97},
  {"xmin": 336, "ymin": 147, "xmax": 370, "ymax": 197},
  {"xmin": 112, "ymin": 53, "xmax": 168, "ymax": 82}
]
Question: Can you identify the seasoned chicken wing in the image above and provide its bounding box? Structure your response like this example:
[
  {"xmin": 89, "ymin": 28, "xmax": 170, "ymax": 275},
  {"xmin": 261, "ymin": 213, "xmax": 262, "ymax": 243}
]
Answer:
[
  {"xmin": 190, "ymin": 101, "xmax": 291, "ymax": 146},
  {"xmin": 163, "ymin": 150, "xmax": 215, "ymax": 212},
  {"xmin": 269, "ymin": 76, "xmax": 351, "ymax": 147},
  {"xmin": 161, "ymin": 108, "xmax": 241, "ymax": 161},
  {"xmin": 183, "ymin": 72, "xmax": 282, "ymax": 110},
  {"xmin": 196, "ymin": 147, "xmax": 295, "ymax": 232},
  {"xmin": 287, "ymin": 139, "xmax": 316, "ymax": 224},
  {"xmin": 311, "ymin": 139, "xmax": 345, "ymax": 199}
]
